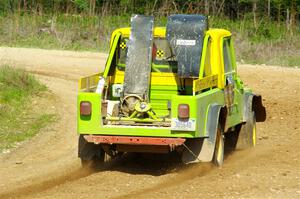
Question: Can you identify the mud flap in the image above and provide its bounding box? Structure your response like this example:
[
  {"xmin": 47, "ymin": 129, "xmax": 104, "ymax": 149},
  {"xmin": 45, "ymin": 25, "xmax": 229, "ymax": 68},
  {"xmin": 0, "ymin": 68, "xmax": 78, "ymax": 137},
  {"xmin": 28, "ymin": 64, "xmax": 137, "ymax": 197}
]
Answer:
[
  {"xmin": 236, "ymin": 112, "xmax": 255, "ymax": 149},
  {"xmin": 182, "ymin": 104, "xmax": 223, "ymax": 164},
  {"xmin": 236, "ymin": 94, "xmax": 260, "ymax": 149},
  {"xmin": 252, "ymin": 95, "xmax": 266, "ymax": 122},
  {"xmin": 243, "ymin": 94, "xmax": 266, "ymax": 123},
  {"xmin": 123, "ymin": 15, "xmax": 154, "ymax": 100}
]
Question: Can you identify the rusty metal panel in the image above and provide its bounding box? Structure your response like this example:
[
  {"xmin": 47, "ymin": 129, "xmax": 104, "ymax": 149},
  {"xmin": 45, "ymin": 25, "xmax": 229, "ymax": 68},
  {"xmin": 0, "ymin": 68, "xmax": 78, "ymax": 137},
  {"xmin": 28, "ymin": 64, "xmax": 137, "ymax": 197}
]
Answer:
[
  {"xmin": 123, "ymin": 15, "xmax": 154, "ymax": 100},
  {"xmin": 116, "ymin": 145, "xmax": 169, "ymax": 153},
  {"xmin": 84, "ymin": 135, "xmax": 186, "ymax": 146},
  {"xmin": 166, "ymin": 14, "xmax": 207, "ymax": 78}
]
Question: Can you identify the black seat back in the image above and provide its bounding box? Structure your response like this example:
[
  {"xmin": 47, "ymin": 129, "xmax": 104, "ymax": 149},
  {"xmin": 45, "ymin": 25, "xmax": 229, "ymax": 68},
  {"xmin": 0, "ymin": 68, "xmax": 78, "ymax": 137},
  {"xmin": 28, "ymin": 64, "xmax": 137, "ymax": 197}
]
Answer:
[{"xmin": 166, "ymin": 14, "xmax": 208, "ymax": 78}]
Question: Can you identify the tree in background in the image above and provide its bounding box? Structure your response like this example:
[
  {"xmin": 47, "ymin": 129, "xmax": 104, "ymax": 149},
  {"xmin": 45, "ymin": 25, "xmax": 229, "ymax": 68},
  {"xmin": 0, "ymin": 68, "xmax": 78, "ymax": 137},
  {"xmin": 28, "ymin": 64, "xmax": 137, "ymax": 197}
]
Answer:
[{"xmin": 0, "ymin": 0, "xmax": 298, "ymax": 26}]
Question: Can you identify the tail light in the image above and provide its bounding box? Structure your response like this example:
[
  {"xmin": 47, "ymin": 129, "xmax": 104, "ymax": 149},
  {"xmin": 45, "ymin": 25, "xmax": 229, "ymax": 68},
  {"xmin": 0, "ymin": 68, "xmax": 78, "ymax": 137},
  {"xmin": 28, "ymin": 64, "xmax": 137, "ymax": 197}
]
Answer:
[
  {"xmin": 80, "ymin": 101, "xmax": 92, "ymax": 116},
  {"xmin": 152, "ymin": 43, "xmax": 157, "ymax": 60},
  {"xmin": 178, "ymin": 104, "xmax": 189, "ymax": 120}
]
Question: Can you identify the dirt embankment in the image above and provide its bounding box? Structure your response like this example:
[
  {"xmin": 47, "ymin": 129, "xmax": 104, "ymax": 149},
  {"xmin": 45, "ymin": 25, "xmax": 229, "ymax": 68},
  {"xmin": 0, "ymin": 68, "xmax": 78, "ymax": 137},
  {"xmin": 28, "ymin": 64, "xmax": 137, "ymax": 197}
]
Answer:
[{"xmin": 0, "ymin": 47, "xmax": 299, "ymax": 199}]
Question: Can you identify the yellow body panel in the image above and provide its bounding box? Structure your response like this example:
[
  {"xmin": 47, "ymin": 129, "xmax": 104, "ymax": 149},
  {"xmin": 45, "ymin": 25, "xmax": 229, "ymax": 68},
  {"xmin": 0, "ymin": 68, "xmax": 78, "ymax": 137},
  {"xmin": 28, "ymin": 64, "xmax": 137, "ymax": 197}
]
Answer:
[
  {"xmin": 79, "ymin": 73, "xmax": 101, "ymax": 91},
  {"xmin": 206, "ymin": 29, "xmax": 231, "ymax": 89},
  {"xmin": 110, "ymin": 27, "xmax": 166, "ymax": 47},
  {"xmin": 110, "ymin": 70, "xmax": 192, "ymax": 86},
  {"xmin": 193, "ymin": 74, "xmax": 218, "ymax": 93}
]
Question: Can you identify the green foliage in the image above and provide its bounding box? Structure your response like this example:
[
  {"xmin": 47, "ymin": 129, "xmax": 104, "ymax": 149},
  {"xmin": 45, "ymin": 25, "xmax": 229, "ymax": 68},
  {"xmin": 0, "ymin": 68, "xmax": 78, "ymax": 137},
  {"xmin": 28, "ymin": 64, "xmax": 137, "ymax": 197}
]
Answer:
[
  {"xmin": 212, "ymin": 16, "xmax": 298, "ymax": 42},
  {"xmin": 0, "ymin": 0, "xmax": 299, "ymax": 66},
  {"xmin": 0, "ymin": 66, "xmax": 55, "ymax": 151},
  {"xmin": 0, "ymin": 0, "xmax": 10, "ymax": 13},
  {"xmin": 73, "ymin": 0, "xmax": 89, "ymax": 12},
  {"xmin": 0, "ymin": 66, "xmax": 46, "ymax": 104},
  {"xmin": 0, "ymin": 14, "xmax": 299, "ymax": 67},
  {"xmin": 0, "ymin": 14, "xmax": 131, "ymax": 51},
  {"xmin": 0, "ymin": 113, "xmax": 56, "ymax": 150},
  {"xmin": 0, "ymin": 0, "xmax": 299, "ymax": 21}
]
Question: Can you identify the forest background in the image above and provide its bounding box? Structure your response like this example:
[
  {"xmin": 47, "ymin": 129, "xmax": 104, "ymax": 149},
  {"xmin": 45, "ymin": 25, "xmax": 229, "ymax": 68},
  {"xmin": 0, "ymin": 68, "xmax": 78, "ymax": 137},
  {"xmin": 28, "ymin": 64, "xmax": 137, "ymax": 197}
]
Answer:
[{"xmin": 0, "ymin": 0, "xmax": 299, "ymax": 66}]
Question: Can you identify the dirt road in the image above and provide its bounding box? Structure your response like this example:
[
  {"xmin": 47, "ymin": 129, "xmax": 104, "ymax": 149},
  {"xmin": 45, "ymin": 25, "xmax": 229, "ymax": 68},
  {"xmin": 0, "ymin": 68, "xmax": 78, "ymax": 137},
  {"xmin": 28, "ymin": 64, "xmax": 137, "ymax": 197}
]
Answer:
[{"xmin": 0, "ymin": 47, "xmax": 299, "ymax": 199}]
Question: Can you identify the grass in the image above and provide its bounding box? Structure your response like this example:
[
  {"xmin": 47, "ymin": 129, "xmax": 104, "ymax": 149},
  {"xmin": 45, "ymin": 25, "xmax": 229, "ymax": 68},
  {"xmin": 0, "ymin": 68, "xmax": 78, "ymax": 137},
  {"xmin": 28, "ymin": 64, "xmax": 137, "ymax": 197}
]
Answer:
[
  {"xmin": 210, "ymin": 17, "xmax": 300, "ymax": 67},
  {"xmin": 0, "ymin": 66, "xmax": 56, "ymax": 151},
  {"xmin": 0, "ymin": 14, "xmax": 131, "ymax": 51},
  {"xmin": 0, "ymin": 14, "xmax": 299, "ymax": 66}
]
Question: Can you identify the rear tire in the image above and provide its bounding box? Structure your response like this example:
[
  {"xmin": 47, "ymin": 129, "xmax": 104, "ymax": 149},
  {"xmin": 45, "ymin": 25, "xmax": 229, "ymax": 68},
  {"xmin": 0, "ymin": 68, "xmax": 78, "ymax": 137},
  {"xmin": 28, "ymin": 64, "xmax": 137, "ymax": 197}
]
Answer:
[
  {"xmin": 213, "ymin": 125, "xmax": 224, "ymax": 166},
  {"xmin": 78, "ymin": 135, "xmax": 105, "ymax": 168},
  {"xmin": 81, "ymin": 157, "xmax": 104, "ymax": 169}
]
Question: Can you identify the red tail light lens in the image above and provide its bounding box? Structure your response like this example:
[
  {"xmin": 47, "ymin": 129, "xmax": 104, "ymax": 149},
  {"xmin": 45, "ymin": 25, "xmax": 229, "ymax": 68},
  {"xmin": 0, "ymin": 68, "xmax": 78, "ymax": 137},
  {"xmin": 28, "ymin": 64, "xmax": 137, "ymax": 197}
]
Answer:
[
  {"xmin": 152, "ymin": 43, "xmax": 157, "ymax": 60},
  {"xmin": 178, "ymin": 104, "xmax": 189, "ymax": 120},
  {"xmin": 80, "ymin": 101, "xmax": 92, "ymax": 116}
]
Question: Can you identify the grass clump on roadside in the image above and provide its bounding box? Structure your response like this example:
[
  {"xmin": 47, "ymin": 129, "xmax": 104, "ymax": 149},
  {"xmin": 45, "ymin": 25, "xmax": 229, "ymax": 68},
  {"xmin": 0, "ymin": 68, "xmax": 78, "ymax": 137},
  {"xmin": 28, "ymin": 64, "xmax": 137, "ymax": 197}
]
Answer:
[{"xmin": 0, "ymin": 66, "xmax": 56, "ymax": 151}]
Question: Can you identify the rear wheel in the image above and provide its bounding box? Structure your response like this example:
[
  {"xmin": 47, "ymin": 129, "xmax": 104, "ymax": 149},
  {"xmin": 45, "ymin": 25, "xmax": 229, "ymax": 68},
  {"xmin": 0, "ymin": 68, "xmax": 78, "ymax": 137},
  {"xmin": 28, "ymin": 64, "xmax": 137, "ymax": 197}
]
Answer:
[
  {"xmin": 78, "ymin": 135, "xmax": 105, "ymax": 168},
  {"xmin": 81, "ymin": 157, "xmax": 104, "ymax": 168},
  {"xmin": 213, "ymin": 125, "xmax": 224, "ymax": 166}
]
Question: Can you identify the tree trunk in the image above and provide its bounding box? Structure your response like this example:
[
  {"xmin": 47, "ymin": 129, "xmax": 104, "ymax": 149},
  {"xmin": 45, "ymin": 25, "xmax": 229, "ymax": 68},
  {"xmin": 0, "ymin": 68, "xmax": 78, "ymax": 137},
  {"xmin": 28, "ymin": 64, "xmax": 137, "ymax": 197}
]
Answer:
[
  {"xmin": 37, "ymin": 0, "xmax": 43, "ymax": 16},
  {"xmin": 236, "ymin": 0, "xmax": 240, "ymax": 19},
  {"xmin": 66, "ymin": 1, "xmax": 72, "ymax": 14},
  {"xmin": 286, "ymin": 8, "xmax": 290, "ymax": 31},
  {"xmin": 92, "ymin": 0, "xmax": 96, "ymax": 15},
  {"xmin": 253, "ymin": 0, "xmax": 257, "ymax": 28},
  {"xmin": 267, "ymin": 0, "xmax": 271, "ymax": 19},
  {"xmin": 23, "ymin": 0, "xmax": 26, "ymax": 12},
  {"xmin": 18, "ymin": 0, "xmax": 21, "ymax": 13},
  {"xmin": 9, "ymin": 0, "xmax": 15, "ymax": 13},
  {"xmin": 89, "ymin": 0, "xmax": 96, "ymax": 16},
  {"xmin": 205, "ymin": 0, "xmax": 209, "ymax": 15},
  {"xmin": 212, "ymin": 0, "xmax": 217, "ymax": 15},
  {"xmin": 89, "ymin": 0, "xmax": 92, "ymax": 16},
  {"xmin": 277, "ymin": 3, "xmax": 281, "ymax": 23},
  {"xmin": 290, "ymin": 0, "xmax": 296, "ymax": 27},
  {"xmin": 216, "ymin": 0, "xmax": 225, "ymax": 16},
  {"xmin": 151, "ymin": 0, "xmax": 158, "ymax": 15}
]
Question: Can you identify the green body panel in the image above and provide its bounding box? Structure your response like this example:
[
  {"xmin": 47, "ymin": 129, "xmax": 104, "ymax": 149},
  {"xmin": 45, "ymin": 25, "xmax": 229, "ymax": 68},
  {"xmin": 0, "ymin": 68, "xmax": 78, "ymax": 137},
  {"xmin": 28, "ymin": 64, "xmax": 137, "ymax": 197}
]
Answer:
[
  {"xmin": 77, "ymin": 86, "xmax": 245, "ymax": 138},
  {"xmin": 78, "ymin": 92, "xmax": 195, "ymax": 138},
  {"xmin": 225, "ymin": 87, "xmax": 244, "ymax": 130},
  {"xmin": 170, "ymin": 88, "xmax": 224, "ymax": 137},
  {"xmin": 149, "ymin": 85, "xmax": 193, "ymax": 117},
  {"xmin": 149, "ymin": 85, "xmax": 177, "ymax": 117}
]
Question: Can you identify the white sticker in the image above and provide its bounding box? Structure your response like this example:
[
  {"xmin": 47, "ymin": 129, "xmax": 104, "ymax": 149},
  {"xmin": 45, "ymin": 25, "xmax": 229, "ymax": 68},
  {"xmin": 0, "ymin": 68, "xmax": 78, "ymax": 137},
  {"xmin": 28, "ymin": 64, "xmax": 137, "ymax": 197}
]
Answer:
[
  {"xmin": 112, "ymin": 84, "xmax": 123, "ymax": 97},
  {"xmin": 171, "ymin": 118, "xmax": 196, "ymax": 131},
  {"xmin": 176, "ymin": 39, "xmax": 196, "ymax": 46}
]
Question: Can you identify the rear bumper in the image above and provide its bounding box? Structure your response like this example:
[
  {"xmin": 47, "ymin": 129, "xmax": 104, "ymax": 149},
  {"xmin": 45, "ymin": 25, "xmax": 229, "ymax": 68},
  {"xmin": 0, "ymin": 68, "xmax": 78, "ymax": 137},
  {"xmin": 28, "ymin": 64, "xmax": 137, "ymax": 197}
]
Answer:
[{"xmin": 83, "ymin": 135, "xmax": 186, "ymax": 146}]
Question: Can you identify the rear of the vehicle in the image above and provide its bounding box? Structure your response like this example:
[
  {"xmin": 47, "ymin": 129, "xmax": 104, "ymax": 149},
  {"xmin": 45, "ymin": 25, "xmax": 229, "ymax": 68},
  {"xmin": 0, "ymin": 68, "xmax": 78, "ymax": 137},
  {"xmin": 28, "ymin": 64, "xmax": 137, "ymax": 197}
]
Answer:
[{"xmin": 77, "ymin": 15, "xmax": 227, "ymax": 166}]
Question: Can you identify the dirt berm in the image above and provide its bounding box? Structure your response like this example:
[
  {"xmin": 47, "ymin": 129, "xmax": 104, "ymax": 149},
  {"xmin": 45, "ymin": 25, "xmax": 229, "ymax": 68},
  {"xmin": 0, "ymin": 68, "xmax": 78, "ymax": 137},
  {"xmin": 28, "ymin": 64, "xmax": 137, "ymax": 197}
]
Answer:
[{"xmin": 0, "ymin": 47, "xmax": 299, "ymax": 199}]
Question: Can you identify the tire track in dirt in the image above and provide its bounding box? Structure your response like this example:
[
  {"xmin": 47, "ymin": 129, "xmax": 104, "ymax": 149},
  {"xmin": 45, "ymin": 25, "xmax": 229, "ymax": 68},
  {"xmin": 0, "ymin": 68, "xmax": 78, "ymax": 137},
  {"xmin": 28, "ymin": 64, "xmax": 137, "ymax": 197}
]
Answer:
[
  {"xmin": 0, "ymin": 166, "xmax": 93, "ymax": 199},
  {"xmin": 114, "ymin": 147, "xmax": 275, "ymax": 198},
  {"xmin": 0, "ymin": 154, "xmax": 137, "ymax": 199},
  {"xmin": 112, "ymin": 142, "xmax": 280, "ymax": 199}
]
